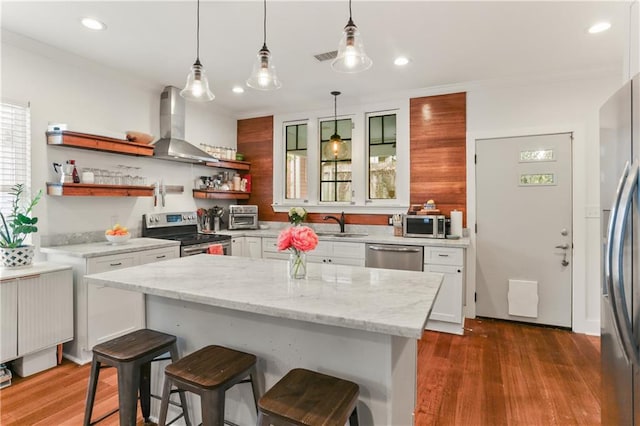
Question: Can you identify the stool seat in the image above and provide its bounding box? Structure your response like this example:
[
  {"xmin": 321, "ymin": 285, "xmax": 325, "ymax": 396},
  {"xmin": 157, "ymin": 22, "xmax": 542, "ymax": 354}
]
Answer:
[
  {"xmin": 92, "ymin": 328, "xmax": 176, "ymax": 362},
  {"xmin": 258, "ymin": 368, "xmax": 359, "ymax": 426},
  {"xmin": 165, "ymin": 345, "xmax": 257, "ymax": 389}
]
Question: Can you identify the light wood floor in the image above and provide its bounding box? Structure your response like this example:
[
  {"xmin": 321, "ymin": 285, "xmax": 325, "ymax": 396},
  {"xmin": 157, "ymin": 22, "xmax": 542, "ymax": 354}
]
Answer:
[{"xmin": 1, "ymin": 318, "xmax": 601, "ymax": 425}]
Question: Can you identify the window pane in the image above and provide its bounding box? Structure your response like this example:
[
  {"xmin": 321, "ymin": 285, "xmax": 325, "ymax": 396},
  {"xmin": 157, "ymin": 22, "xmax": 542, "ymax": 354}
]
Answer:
[
  {"xmin": 368, "ymin": 113, "xmax": 397, "ymax": 200},
  {"xmin": 337, "ymin": 119, "xmax": 352, "ymax": 139},
  {"xmin": 285, "ymin": 123, "xmax": 308, "ymax": 199},
  {"xmin": 369, "ymin": 116, "xmax": 382, "ymax": 144},
  {"xmin": 319, "ymin": 118, "xmax": 352, "ymax": 202},
  {"xmin": 320, "ymin": 181, "xmax": 352, "ymax": 202}
]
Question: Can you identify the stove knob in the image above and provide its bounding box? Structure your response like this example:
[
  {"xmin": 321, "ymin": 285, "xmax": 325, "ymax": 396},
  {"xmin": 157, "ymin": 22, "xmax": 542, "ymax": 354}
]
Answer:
[{"xmin": 153, "ymin": 217, "xmax": 159, "ymax": 223}]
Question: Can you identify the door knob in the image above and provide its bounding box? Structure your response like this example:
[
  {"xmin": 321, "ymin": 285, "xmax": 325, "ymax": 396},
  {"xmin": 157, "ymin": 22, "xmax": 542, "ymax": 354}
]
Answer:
[
  {"xmin": 555, "ymin": 244, "xmax": 569, "ymax": 250},
  {"xmin": 560, "ymin": 228, "xmax": 568, "ymax": 236}
]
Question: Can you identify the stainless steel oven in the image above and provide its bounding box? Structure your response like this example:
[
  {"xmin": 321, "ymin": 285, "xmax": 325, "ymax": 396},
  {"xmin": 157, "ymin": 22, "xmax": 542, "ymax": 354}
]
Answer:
[{"xmin": 142, "ymin": 211, "xmax": 232, "ymax": 257}]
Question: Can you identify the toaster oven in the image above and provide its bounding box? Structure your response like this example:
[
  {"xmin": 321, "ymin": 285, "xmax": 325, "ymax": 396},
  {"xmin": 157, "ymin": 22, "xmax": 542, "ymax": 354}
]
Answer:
[{"xmin": 228, "ymin": 205, "xmax": 259, "ymax": 230}]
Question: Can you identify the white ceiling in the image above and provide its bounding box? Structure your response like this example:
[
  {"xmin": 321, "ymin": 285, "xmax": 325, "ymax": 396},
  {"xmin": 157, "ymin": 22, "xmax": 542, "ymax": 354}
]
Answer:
[{"xmin": 1, "ymin": 1, "xmax": 630, "ymax": 116}]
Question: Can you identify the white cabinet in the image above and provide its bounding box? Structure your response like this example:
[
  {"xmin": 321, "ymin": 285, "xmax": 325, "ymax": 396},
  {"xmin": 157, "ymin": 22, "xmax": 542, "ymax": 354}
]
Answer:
[
  {"xmin": 424, "ymin": 246, "xmax": 465, "ymax": 335},
  {"xmin": 0, "ymin": 266, "xmax": 73, "ymax": 376},
  {"xmin": 262, "ymin": 237, "xmax": 289, "ymax": 260},
  {"xmin": 307, "ymin": 241, "xmax": 365, "ymax": 266},
  {"xmin": 46, "ymin": 244, "xmax": 179, "ymax": 365},
  {"xmin": 232, "ymin": 236, "xmax": 262, "ymax": 258}
]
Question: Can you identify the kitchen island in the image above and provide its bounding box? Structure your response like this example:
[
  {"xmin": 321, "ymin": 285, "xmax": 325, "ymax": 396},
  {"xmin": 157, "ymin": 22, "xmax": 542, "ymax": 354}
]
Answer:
[{"xmin": 85, "ymin": 254, "xmax": 443, "ymax": 425}]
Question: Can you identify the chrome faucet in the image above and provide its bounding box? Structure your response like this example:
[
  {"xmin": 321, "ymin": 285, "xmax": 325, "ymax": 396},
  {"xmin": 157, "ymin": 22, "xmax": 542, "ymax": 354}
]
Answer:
[{"xmin": 323, "ymin": 212, "xmax": 346, "ymax": 233}]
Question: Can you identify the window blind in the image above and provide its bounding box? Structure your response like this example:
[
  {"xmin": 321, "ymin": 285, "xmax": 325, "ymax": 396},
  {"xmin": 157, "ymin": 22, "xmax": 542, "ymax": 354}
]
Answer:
[{"xmin": 0, "ymin": 101, "xmax": 31, "ymax": 214}]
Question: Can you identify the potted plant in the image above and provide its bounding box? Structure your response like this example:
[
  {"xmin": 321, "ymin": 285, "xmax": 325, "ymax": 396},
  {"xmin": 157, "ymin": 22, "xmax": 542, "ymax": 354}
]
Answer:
[{"xmin": 0, "ymin": 184, "xmax": 42, "ymax": 268}]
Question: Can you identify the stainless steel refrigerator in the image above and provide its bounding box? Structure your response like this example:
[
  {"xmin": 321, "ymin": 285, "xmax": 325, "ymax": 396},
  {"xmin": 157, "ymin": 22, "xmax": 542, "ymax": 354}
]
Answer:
[{"xmin": 600, "ymin": 74, "xmax": 640, "ymax": 425}]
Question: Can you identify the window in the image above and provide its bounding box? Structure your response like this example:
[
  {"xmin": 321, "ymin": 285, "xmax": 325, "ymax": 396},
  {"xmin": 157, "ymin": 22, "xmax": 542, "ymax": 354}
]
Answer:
[
  {"xmin": 368, "ymin": 113, "xmax": 397, "ymax": 199},
  {"xmin": 0, "ymin": 101, "xmax": 31, "ymax": 213},
  {"xmin": 320, "ymin": 118, "xmax": 352, "ymax": 202},
  {"xmin": 285, "ymin": 123, "xmax": 308, "ymax": 200}
]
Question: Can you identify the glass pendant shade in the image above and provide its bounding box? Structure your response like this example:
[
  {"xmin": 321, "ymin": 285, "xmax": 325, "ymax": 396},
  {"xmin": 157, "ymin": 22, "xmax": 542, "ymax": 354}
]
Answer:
[
  {"xmin": 180, "ymin": 60, "xmax": 215, "ymax": 101},
  {"xmin": 331, "ymin": 18, "xmax": 372, "ymax": 73},
  {"xmin": 323, "ymin": 133, "xmax": 349, "ymax": 160},
  {"xmin": 247, "ymin": 45, "xmax": 282, "ymax": 90}
]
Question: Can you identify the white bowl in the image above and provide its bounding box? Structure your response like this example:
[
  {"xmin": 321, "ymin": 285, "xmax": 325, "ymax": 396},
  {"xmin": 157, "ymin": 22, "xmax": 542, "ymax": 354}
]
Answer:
[{"xmin": 105, "ymin": 233, "xmax": 131, "ymax": 244}]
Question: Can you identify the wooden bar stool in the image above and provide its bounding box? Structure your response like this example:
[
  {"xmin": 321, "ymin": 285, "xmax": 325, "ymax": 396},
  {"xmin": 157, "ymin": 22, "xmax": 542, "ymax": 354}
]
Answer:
[
  {"xmin": 158, "ymin": 344, "xmax": 260, "ymax": 426},
  {"xmin": 83, "ymin": 328, "xmax": 191, "ymax": 426},
  {"xmin": 258, "ymin": 368, "xmax": 359, "ymax": 426}
]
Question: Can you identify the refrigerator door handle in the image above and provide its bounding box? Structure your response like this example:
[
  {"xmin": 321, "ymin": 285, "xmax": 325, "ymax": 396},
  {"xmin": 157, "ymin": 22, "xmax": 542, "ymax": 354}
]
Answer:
[
  {"xmin": 604, "ymin": 161, "xmax": 630, "ymax": 297},
  {"xmin": 611, "ymin": 158, "xmax": 640, "ymax": 366}
]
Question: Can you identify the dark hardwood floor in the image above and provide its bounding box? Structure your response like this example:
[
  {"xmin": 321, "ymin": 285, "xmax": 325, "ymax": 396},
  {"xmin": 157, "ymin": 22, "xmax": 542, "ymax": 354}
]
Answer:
[{"xmin": 1, "ymin": 318, "xmax": 601, "ymax": 425}]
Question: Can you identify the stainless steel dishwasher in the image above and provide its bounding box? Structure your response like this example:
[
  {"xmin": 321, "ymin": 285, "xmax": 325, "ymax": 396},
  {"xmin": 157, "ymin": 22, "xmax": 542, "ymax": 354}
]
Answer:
[{"xmin": 365, "ymin": 243, "xmax": 424, "ymax": 271}]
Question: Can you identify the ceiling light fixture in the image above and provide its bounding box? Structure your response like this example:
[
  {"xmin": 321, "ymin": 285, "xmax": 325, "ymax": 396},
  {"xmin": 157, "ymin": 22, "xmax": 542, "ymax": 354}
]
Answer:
[
  {"xmin": 180, "ymin": 0, "xmax": 215, "ymax": 102},
  {"xmin": 232, "ymin": 86, "xmax": 245, "ymax": 94},
  {"xmin": 331, "ymin": 0, "xmax": 372, "ymax": 73},
  {"xmin": 588, "ymin": 21, "xmax": 611, "ymax": 34},
  {"xmin": 394, "ymin": 56, "xmax": 410, "ymax": 66},
  {"xmin": 323, "ymin": 91, "xmax": 349, "ymax": 160},
  {"xmin": 247, "ymin": 0, "xmax": 281, "ymax": 90},
  {"xmin": 81, "ymin": 17, "xmax": 106, "ymax": 31}
]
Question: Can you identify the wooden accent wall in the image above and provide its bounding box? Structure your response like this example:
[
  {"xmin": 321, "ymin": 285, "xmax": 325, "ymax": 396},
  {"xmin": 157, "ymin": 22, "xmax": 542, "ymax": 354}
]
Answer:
[
  {"xmin": 237, "ymin": 92, "xmax": 466, "ymax": 225},
  {"xmin": 410, "ymin": 92, "xmax": 467, "ymax": 224}
]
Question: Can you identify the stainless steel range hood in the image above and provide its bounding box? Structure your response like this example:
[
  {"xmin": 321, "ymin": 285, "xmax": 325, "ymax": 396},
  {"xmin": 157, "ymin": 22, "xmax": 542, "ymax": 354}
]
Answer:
[{"xmin": 152, "ymin": 86, "xmax": 218, "ymax": 164}]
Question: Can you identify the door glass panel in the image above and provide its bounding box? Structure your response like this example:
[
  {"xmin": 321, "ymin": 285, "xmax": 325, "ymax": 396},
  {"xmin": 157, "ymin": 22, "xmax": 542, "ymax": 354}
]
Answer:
[
  {"xmin": 368, "ymin": 113, "xmax": 397, "ymax": 199},
  {"xmin": 320, "ymin": 118, "xmax": 352, "ymax": 202},
  {"xmin": 285, "ymin": 123, "xmax": 308, "ymax": 199}
]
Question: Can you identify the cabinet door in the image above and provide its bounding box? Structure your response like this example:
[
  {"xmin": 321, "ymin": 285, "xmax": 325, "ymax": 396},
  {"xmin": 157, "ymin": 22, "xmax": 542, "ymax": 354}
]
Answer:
[
  {"xmin": 138, "ymin": 246, "xmax": 179, "ymax": 265},
  {"xmin": 0, "ymin": 280, "xmax": 18, "ymax": 363},
  {"xmin": 425, "ymin": 264, "xmax": 463, "ymax": 323},
  {"xmin": 245, "ymin": 237, "xmax": 262, "ymax": 258},
  {"xmin": 87, "ymin": 253, "xmax": 143, "ymax": 349},
  {"xmin": 18, "ymin": 269, "xmax": 74, "ymax": 355},
  {"xmin": 332, "ymin": 242, "xmax": 365, "ymax": 261},
  {"xmin": 231, "ymin": 237, "xmax": 246, "ymax": 256}
]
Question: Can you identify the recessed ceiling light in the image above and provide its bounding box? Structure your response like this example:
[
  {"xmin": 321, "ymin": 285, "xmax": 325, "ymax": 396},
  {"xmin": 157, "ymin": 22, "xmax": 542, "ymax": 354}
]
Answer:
[
  {"xmin": 81, "ymin": 17, "xmax": 107, "ymax": 31},
  {"xmin": 588, "ymin": 21, "xmax": 611, "ymax": 34},
  {"xmin": 394, "ymin": 56, "xmax": 410, "ymax": 66},
  {"xmin": 232, "ymin": 86, "xmax": 245, "ymax": 94}
]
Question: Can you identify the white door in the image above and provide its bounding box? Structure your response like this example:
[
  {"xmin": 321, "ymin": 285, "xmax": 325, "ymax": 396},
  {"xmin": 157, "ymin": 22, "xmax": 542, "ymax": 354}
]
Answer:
[{"xmin": 476, "ymin": 133, "xmax": 572, "ymax": 327}]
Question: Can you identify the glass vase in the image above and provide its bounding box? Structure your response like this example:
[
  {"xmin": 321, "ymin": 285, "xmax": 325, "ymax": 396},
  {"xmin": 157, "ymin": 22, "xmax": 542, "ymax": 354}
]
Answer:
[{"xmin": 289, "ymin": 251, "xmax": 307, "ymax": 279}]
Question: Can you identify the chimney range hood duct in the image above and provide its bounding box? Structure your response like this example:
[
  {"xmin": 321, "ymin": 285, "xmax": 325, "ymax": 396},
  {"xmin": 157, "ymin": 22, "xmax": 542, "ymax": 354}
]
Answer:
[{"xmin": 152, "ymin": 86, "xmax": 218, "ymax": 164}]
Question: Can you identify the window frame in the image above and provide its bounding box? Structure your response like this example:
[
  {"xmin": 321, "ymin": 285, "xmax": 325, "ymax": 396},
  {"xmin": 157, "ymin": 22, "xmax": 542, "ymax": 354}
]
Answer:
[
  {"xmin": 0, "ymin": 100, "xmax": 32, "ymax": 214},
  {"xmin": 272, "ymin": 99, "xmax": 409, "ymax": 214},
  {"xmin": 284, "ymin": 121, "xmax": 309, "ymax": 201}
]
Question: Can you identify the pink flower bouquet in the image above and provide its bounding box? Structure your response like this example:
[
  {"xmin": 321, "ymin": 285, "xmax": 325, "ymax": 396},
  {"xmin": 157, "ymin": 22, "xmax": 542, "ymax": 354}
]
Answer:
[{"xmin": 278, "ymin": 225, "xmax": 318, "ymax": 278}]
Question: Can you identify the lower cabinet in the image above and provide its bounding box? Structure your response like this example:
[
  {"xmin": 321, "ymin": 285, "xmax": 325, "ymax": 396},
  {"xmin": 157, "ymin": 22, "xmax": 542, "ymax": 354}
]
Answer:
[
  {"xmin": 0, "ymin": 266, "xmax": 73, "ymax": 376},
  {"xmin": 232, "ymin": 236, "xmax": 262, "ymax": 258},
  {"xmin": 424, "ymin": 246, "xmax": 465, "ymax": 335},
  {"xmin": 262, "ymin": 237, "xmax": 289, "ymax": 260},
  {"xmin": 46, "ymin": 245, "xmax": 179, "ymax": 365},
  {"xmin": 307, "ymin": 241, "xmax": 365, "ymax": 266}
]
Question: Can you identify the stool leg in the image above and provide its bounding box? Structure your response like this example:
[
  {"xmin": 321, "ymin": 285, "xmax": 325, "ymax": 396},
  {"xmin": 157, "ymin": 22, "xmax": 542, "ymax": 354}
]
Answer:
[
  {"xmin": 169, "ymin": 344, "xmax": 192, "ymax": 426},
  {"xmin": 257, "ymin": 411, "xmax": 270, "ymax": 426},
  {"xmin": 157, "ymin": 376, "xmax": 173, "ymax": 426},
  {"xmin": 83, "ymin": 358, "xmax": 101, "ymax": 426},
  {"xmin": 249, "ymin": 366, "xmax": 260, "ymax": 416},
  {"xmin": 139, "ymin": 361, "xmax": 151, "ymax": 422},
  {"xmin": 201, "ymin": 389, "xmax": 225, "ymax": 426},
  {"xmin": 349, "ymin": 406, "xmax": 359, "ymax": 426},
  {"xmin": 117, "ymin": 362, "xmax": 140, "ymax": 426}
]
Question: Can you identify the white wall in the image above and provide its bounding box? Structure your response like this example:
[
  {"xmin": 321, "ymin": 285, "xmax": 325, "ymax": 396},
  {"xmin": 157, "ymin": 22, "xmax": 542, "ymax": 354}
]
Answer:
[{"xmin": 1, "ymin": 31, "xmax": 237, "ymax": 246}]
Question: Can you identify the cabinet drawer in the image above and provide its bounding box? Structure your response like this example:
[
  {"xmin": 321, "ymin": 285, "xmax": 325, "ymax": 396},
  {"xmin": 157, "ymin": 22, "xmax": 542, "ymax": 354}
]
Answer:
[
  {"xmin": 138, "ymin": 247, "xmax": 179, "ymax": 265},
  {"xmin": 311, "ymin": 241, "xmax": 333, "ymax": 257},
  {"xmin": 333, "ymin": 242, "xmax": 365, "ymax": 260},
  {"xmin": 262, "ymin": 237, "xmax": 279, "ymax": 253},
  {"xmin": 87, "ymin": 254, "xmax": 136, "ymax": 273},
  {"xmin": 425, "ymin": 247, "xmax": 463, "ymax": 266}
]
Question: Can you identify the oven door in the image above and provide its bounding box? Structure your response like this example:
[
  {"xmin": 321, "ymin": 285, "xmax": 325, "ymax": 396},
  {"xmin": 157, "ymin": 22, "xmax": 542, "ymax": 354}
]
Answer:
[
  {"xmin": 229, "ymin": 214, "xmax": 258, "ymax": 230},
  {"xmin": 181, "ymin": 241, "xmax": 231, "ymax": 257}
]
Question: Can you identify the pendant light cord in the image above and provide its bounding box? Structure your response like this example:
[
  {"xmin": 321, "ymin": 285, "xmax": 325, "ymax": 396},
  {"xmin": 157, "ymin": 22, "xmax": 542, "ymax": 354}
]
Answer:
[
  {"xmin": 196, "ymin": 0, "xmax": 201, "ymax": 60},
  {"xmin": 263, "ymin": 0, "xmax": 267, "ymax": 47},
  {"xmin": 348, "ymin": 0, "xmax": 352, "ymax": 20},
  {"xmin": 334, "ymin": 94, "xmax": 338, "ymax": 134}
]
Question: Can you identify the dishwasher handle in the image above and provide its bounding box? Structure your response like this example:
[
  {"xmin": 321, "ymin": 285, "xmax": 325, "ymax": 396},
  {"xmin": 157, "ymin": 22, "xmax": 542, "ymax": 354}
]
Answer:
[{"xmin": 367, "ymin": 245, "xmax": 422, "ymax": 253}]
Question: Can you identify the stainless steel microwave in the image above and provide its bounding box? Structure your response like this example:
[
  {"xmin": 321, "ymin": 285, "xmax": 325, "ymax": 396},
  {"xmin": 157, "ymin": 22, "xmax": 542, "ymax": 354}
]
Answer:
[{"xmin": 403, "ymin": 214, "xmax": 446, "ymax": 238}]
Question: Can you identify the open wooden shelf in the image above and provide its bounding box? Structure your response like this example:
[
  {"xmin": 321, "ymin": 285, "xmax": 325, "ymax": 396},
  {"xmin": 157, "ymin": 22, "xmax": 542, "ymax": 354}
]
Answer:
[
  {"xmin": 46, "ymin": 130, "xmax": 154, "ymax": 157},
  {"xmin": 47, "ymin": 183, "xmax": 154, "ymax": 197},
  {"xmin": 192, "ymin": 189, "xmax": 250, "ymax": 200},
  {"xmin": 205, "ymin": 159, "xmax": 251, "ymax": 171}
]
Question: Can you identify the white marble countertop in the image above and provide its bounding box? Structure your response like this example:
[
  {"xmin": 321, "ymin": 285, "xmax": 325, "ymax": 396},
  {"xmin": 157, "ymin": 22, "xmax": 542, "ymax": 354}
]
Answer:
[
  {"xmin": 221, "ymin": 229, "xmax": 470, "ymax": 248},
  {"xmin": 40, "ymin": 237, "xmax": 180, "ymax": 258},
  {"xmin": 1, "ymin": 262, "xmax": 72, "ymax": 281},
  {"xmin": 85, "ymin": 254, "xmax": 443, "ymax": 339}
]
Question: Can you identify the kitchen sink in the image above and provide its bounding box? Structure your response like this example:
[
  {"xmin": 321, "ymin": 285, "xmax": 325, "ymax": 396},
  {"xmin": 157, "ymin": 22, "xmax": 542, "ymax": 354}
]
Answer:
[{"xmin": 315, "ymin": 232, "xmax": 369, "ymax": 238}]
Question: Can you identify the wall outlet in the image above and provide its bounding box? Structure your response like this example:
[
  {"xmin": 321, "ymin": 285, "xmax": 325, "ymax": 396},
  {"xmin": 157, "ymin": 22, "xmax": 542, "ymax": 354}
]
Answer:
[{"xmin": 388, "ymin": 215, "xmax": 393, "ymax": 226}]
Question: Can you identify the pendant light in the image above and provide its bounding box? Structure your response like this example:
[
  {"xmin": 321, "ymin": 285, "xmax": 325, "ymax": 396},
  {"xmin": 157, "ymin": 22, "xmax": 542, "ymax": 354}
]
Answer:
[
  {"xmin": 247, "ymin": 0, "xmax": 281, "ymax": 90},
  {"xmin": 323, "ymin": 91, "xmax": 349, "ymax": 160},
  {"xmin": 331, "ymin": 0, "xmax": 372, "ymax": 73},
  {"xmin": 180, "ymin": 0, "xmax": 215, "ymax": 102}
]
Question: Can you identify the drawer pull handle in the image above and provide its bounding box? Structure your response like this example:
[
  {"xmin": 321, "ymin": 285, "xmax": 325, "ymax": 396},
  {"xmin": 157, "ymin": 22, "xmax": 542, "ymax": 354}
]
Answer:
[
  {"xmin": 109, "ymin": 262, "xmax": 122, "ymax": 266},
  {"xmin": 438, "ymin": 254, "xmax": 449, "ymax": 257},
  {"xmin": 156, "ymin": 255, "xmax": 166, "ymax": 259}
]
